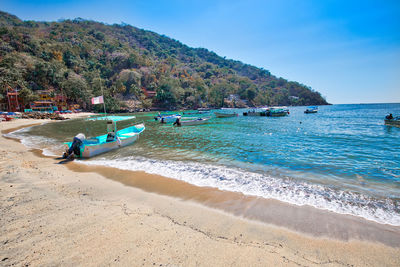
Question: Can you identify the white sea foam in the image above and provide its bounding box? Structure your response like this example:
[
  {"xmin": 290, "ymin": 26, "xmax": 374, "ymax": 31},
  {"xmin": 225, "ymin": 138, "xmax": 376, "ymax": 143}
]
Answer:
[
  {"xmin": 5, "ymin": 127, "xmax": 61, "ymax": 157},
  {"xmin": 80, "ymin": 156, "xmax": 400, "ymax": 226},
  {"xmin": 7, "ymin": 126, "xmax": 400, "ymax": 226}
]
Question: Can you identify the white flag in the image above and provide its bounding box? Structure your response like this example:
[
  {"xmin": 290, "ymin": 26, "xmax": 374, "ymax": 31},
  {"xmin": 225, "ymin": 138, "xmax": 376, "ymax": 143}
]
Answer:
[{"xmin": 91, "ymin": 95, "xmax": 104, "ymax": 105}]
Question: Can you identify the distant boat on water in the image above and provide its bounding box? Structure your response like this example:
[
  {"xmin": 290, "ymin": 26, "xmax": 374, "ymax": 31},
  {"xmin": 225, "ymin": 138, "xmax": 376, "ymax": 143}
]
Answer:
[
  {"xmin": 154, "ymin": 114, "xmax": 181, "ymax": 123},
  {"xmin": 214, "ymin": 112, "xmax": 238, "ymax": 118},
  {"xmin": 243, "ymin": 108, "xmax": 267, "ymax": 116},
  {"xmin": 385, "ymin": 114, "xmax": 400, "ymax": 127},
  {"xmin": 266, "ymin": 107, "xmax": 289, "ymax": 117},
  {"xmin": 174, "ymin": 117, "xmax": 211, "ymax": 126},
  {"xmin": 304, "ymin": 106, "xmax": 318, "ymax": 114},
  {"xmin": 243, "ymin": 107, "xmax": 289, "ymax": 117}
]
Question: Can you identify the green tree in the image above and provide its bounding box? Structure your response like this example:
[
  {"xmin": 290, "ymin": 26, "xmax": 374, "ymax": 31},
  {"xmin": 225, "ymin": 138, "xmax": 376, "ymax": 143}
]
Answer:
[
  {"xmin": 156, "ymin": 79, "xmax": 177, "ymax": 108},
  {"xmin": 0, "ymin": 10, "xmax": 329, "ymax": 111},
  {"xmin": 18, "ymin": 87, "xmax": 38, "ymax": 106},
  {"xmin": 61, "ymin": 73, "xmax": 89, "ymax": 106}
]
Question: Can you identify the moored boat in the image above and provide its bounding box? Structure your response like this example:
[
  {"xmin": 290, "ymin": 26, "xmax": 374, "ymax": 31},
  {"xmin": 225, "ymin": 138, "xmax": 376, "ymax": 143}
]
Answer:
[
  {"xmin": 304, "ymin": 106, "xmax": 318, "ymax": 114},
  {"xmin": 174, "ymin": 117, "xmax": 211, "ymax": 126},
  {"xmin": 267, "ymin": 107, "xmax": 289, "ymax": 117},
  {"xmin": 214, "ymin": 112, "xmax": 238, "ymax": 118},
  {"xmin": 154, "ymin": 114, "xmax": 181, "ymax": 123},
  {"xmin": 64, "ymin": 118, "xmax": 145, "ymax": 159},
  {"xmin": 63, "ymin": 81, "xmax": 146, "ymax": 159},
  {"xmin": 1, "ymin": 115, "xmax": 14, "ymax": 121},
  {"xmin": 243, "ymin": 108, "xmax": 267, "ymax": 116},
  {"xmin": 384, "ymin": 114, "xmax": 400, "ymax": 127}
]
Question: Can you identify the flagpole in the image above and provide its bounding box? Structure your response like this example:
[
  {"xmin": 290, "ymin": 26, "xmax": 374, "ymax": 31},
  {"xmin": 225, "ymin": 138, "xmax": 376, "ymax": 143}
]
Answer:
[{"xmin": 99, "ymin": 73, "xmax": 107, "ymax": 117}]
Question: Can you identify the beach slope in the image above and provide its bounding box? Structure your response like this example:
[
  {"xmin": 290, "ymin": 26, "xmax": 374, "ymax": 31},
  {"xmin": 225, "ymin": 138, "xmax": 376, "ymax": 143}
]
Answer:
[{"xmin": 1, "ymin": 119, "xmax": 399, "ymax": 266}]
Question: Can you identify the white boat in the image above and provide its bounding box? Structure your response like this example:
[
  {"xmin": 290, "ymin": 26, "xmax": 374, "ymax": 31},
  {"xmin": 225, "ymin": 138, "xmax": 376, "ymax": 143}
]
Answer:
[
  {"xmin": 175, "ymin": 117, "xmax": 211, "ymax": 126},
  {"xmin": 154, "ymin": 114, "xmax": 181, "ymax": 123},
  {"xmin": 63, "ymin": 81, "xmax": 145, "ymax": 159},
  {"xmin": 214, "ymin": 112, "xmax": 238, "ymax": 118},
  {"xmin": 266, "ymin": 107, "xmax": 289, "ymax": 117},
  {"xmin": 304, "ymin": 106, "xmax": 318, "ymax": 114},
  {"xmin": 64, "ymin": 120, "xmax": 145, "ymax": 158},
  {"xmin": 243, "ymin": 109, "xmax": 267, "ymax": 116}
]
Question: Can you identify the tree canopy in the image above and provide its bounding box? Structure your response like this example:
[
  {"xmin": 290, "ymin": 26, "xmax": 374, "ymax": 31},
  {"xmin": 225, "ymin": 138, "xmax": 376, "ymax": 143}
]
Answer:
[{"xmin": 0, "ymin": 11, "xmax": 329, "ymax": 111}]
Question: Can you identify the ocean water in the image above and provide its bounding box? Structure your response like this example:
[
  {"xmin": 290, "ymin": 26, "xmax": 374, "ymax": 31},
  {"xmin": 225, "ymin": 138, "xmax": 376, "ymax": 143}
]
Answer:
[{"xmin": 9, "ymin": 104, "xmax": 400, "ymax": 226}]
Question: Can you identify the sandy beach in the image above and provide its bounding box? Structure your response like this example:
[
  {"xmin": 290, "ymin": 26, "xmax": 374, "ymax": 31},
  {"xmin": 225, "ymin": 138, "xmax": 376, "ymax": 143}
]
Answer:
[{"xmin": 1, "ymin": 117, "xmax": 400, "ymax": 266}]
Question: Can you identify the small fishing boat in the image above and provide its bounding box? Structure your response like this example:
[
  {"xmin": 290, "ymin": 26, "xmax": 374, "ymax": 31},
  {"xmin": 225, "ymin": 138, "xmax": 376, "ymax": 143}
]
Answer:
[
  {"xmin": 175, "ymin": 117, "xmax": 211, "ymax": 126},
  {"xmin": 214, "ymin": 112, "xmax": 238, "ymax": 118},
  {"xmin": 64, "ymin": 119, "xmax": 145, "ymax": 158},
  {"xmin": 304, "ymin": 106, "xmax": 318, "ymax": 114},
  {"xmin": 384, "ymin": 114, "xmax": 400, "ymax": 127},
  {"xmin": 154, "ymin": 114, "xmax": 181, "ymax": 123},
  {"xmin": 267, "ymin": 107, "xmax": 289, "ymax": 117},
  {"xmin": 243, "ymin": 108, "xmax": 267, "ymax": 116},
  {"xmin": 1, "ymin": 115, "xmax": 14, "ymax": 121},
  {"xmin": 63, "ymin": 85, "xmax": 145, "ymax": 158}
]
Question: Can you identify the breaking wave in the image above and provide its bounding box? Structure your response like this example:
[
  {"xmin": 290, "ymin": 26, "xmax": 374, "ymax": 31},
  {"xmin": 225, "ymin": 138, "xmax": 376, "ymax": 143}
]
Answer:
[
  {"xmin": 5, "ymin": 126, "xmax": 62, "ymax": 156},
  {"xmin": 81, "ymin": 156, "xmax": 400, "ymax": 226}
]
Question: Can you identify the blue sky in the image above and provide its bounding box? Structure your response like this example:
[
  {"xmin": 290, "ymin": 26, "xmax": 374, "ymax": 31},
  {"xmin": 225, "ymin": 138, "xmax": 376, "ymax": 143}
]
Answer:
[{"xmin": 1, "ymin": 0, "xmax": 399, "ymax": 104}]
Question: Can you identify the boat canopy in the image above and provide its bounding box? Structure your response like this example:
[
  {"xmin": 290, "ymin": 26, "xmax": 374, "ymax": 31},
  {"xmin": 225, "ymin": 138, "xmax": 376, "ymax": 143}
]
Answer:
[{"xmin": 86, "ymin": 115, "xmax": 136, "ymax": 121}]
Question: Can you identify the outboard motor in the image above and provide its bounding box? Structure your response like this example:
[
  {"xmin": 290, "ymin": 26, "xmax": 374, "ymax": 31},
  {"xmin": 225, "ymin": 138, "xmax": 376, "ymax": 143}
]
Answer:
[{"xmin": 63, "ymin": 133, "xmax": 86, "ymax": 159}]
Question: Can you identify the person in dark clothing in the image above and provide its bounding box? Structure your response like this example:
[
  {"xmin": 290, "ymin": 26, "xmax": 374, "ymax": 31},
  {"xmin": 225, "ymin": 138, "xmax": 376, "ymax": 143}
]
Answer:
[
  {"xmin": 386, "ymin": 113, "xmax": 393, "ymax": 120},
  {"xmin": 106, "ymin": 131, "xmax": 116, "ymax": 142},
  {"xmin": 173, "ymin": 118, "xmax": 181, "ymax": 126}
]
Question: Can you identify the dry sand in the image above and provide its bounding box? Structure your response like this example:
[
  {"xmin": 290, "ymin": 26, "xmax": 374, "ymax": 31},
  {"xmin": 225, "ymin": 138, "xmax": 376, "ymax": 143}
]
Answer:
[{"xmin": 1, "ymin": 118, "xmax": 400, "ymax": 266}]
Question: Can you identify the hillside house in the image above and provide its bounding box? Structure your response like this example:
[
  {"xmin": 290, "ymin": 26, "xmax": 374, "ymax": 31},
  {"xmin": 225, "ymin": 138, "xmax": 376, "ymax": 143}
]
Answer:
[{"xmin": 142, "ymin": 88, "xmax": 156, "ymax": 98}]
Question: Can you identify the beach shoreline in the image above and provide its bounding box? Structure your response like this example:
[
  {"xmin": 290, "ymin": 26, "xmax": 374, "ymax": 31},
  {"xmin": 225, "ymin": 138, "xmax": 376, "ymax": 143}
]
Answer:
[{"xmin": 1, "ymin": 118, "xmax": 400, "ymax": 266}]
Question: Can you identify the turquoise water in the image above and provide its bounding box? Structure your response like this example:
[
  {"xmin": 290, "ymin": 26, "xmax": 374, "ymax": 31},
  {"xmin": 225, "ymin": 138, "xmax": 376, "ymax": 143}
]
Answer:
[{"xmin": 10, "ymin": 103, "xmax": 400, "ymax": 225}]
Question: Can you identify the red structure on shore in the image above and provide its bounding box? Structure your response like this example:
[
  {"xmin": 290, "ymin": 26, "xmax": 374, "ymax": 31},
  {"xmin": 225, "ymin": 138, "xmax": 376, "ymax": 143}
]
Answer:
[
  {"xmin": 142, "ymin": 87, "xmax": 156, "ymax": 98},
  {"xmin": 6, "ymin": 86, "xmax": 22, "ymax": 112}
]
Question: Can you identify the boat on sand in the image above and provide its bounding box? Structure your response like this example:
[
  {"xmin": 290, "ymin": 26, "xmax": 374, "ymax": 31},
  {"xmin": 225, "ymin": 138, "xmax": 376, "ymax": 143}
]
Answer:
[{"xmin": 64, "ymin": 117, "xmax": 145, "ymax": 158}]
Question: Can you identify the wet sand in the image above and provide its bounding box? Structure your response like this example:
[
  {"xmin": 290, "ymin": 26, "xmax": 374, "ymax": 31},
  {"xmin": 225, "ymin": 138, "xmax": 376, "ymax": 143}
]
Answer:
[
  {"xmin": 68, "ymin": 163, "xmax": 400, "ymax": 247},
  {"xmin": 1, "ymin": 119, "xmax": 400, "ymax": 266}
]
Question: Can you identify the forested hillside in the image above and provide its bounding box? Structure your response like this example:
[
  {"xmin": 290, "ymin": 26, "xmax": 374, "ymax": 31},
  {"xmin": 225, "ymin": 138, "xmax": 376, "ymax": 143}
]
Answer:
[{"xmin": 0, "ymin": 11, "xmax": 328, "ymax": 111}]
